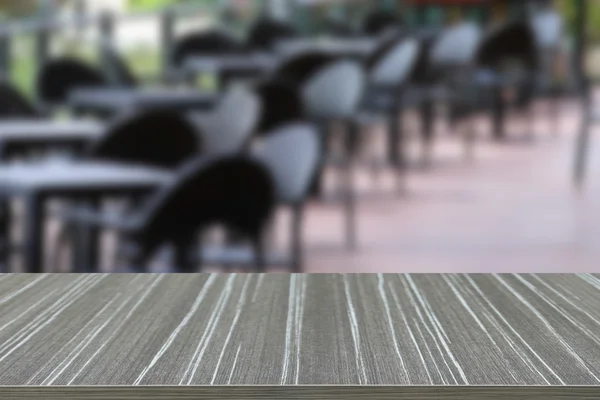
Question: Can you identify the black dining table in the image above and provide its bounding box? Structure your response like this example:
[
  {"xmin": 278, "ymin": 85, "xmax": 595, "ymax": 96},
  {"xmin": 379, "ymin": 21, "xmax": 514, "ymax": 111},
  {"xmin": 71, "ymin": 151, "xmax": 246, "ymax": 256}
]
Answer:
[{"xmin": 0, "ymin": 160, "xmax": 172, "ymax": 273}]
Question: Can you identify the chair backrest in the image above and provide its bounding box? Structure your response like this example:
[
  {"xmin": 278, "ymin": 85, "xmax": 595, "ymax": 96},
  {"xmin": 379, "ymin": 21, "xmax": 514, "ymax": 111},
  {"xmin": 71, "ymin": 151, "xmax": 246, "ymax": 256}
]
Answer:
[
  {"xmin": 368, "ymin": 35, "xmax": 420, "ymax": 86},
  {"xmin": 275, "ymin": 52, "xmax": 337, "ymax": 85},
  {"xmin": 171, "ymin": 30, "xmax": 241, "ymax": 67},
  {"xmin": 363, "ymin": 11, "xmax": 403, "ymax": 36},
  {"xmin": 430, "ymin": 22, "xmax": 481, "ymax": 67},
  {"xmin": 140, "ymin": 155, "xmax": 276, "ymax": 248},
  {"xmin": 476, "ymin": 20, "xmax": 538, "ymax": 71},
  {"xmin": 102, "ymin": 45, "xmax": 138, "ymax": 87},
  {"xmin": 246, "ymin": 18, "xmax": 299, "ymax": 51},
  {"xmin": 408, "ymin": 30, "xmax": 442, "ymax": 84},
  {"xmin": 324, "ymin": 17, "xmax": 359, "ymax": 38},
  {"xmin": 88, "ymin": 109, "xmax": 201, "ymax": 169},
  {"xmin": 530, "ymin": 9, "xmax": 562, "ymax": 50},
  {"xmin": 0, "ymin": 81, "xmax": 40, "ymax": 118},
  {"xmin": 276, "ymin": 52, "xmax": 365, "ymax": 118},
  {"xmin": 252, "ymin": 122, "xmax": 320, "ymax": 204},
  {"xmin": 302, "ymin": 59, "xmax": 365, "ymax": 118},
  {"xmin": 188, "ymin": 86, "xmax": 262, "ymax": 155},
  {"xmin": 254, "ymin": 78, "xmax": 306, "ymax": 135},
  {"xmin": 36, "ymin": 58, "xmax": 108, "ymax": 105}
]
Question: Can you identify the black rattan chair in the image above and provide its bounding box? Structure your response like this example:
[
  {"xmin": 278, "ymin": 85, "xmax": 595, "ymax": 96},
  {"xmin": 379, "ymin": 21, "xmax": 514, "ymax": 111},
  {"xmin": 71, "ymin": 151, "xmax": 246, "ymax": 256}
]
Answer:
[
  {"xmin": 274, "ymin": 51, "xmax": 366, "ymax": 249},
  {"xmin": 36, "ymin": 58, "xmax": 108, "ymax": 107},
  {"xmin": 246, "ymin": 18, "xmax": 299, "ymax": 51},
  {"xmin": 0, "ymin": 81, "xmax": 43, "ymax": 118},
  {"xmin": 171, "ymin": 30, "xmax": 242, "ymax": 68},
  {"xmin": 88, "ymin": 109, "xmax": 201, "ymax": 168},
  {"xmin": 362, "ymin": 10, "xmax": 403, "ymax": 37},
  {"xmin": 62, "ymin": 155, "xmax": 276, "ymax": 272}
]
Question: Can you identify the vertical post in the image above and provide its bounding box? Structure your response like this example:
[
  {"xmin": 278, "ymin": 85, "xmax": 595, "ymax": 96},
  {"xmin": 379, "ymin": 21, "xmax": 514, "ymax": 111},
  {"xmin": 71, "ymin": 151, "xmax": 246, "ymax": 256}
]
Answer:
[
  {"xmin": 161, "ymin": 8, "xmax": 175, "ymax": 84},
  {"xmin": 294, "ymin": 0, "xmax": 312, "ymax": 35},
  {"xmin": 0, "ymin": 35, "xmax": 11, "ymax": 81},
  {"xmin": 36, "ymin": 0, "xmax": 55, "ymax": 75},
  {"xmin": 380, "ymin": 0, "xmax": 395, "ymax": 12},
  {"xmin": 99, "ymin": 11, "xmax": 116, "ymax": 84},
  {"xmin": 573, "ymin": 0, "xmax": 590, "ymax": 187},
  {"xmin": 36, "ymin": 23, "xmax": 51, "ymax": 76},
  {"xmin": 266, "ymin": 0, "xmax": 291, "ymax": 20},
  {"xmin": 574, "ymin": 0, "xmax": 587, "ymax": 94}
]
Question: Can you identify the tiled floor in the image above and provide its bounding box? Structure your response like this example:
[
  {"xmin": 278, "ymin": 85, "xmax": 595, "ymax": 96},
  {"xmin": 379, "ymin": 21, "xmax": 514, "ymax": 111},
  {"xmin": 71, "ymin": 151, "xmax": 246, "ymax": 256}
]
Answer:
[{"xmin": 294, "ymin": 100, "xmax": 600, "ymax": 272}]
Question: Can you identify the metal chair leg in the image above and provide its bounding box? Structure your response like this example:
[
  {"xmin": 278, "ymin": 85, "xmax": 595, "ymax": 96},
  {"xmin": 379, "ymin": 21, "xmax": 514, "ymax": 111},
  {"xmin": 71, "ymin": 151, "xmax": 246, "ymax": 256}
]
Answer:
[
  {"xmin": 550, "ymin": 93, "xmax": 561, "ymax": 138},
  {"xmin": 309, "ymin": 120, "xmax": 331, "ymax": 199},
  {"xmin": 174, "ymin": 234, "xmax": 197, "ymax": 273},
  {"xmin": 342, "ymin": 121, "xmax": 358, "ymax": 251},
  {"xmin": 344, "ymin": 174, "xmax": 357, "ymax": 251},
  {"xmin": 122, "ymin": 241, "xmax": 148, "ymax": 273},
  {"xmin": 388, "ymin": 108, "xmax": 406, "ymax": 194},
  {"xmin": 70, "ymin": 222, "xmax": 94, "ymax": 273},
  {"xmin": 253, "ymin": 236, "xmax": 266, "ymax": 273},
  {"xmin": 291, "ymin": 204, "xmax": 304, "ymax": 273},
  {"xmin": 464, "ymin": 117, "xmax": 476, "ymax": 163},
  {"xmin": 420, "ymin": 99, "xmax": 435, "ymax": 168},
  {"xmin": 574, "ymin": 100, "xmax": 592, "ymax": 188},
  {"xmin": 492, "ymin": 87, "xmax": 507, "ymax": 141},
  {"xmin": 0, "ymin": 200, "xmax": 11, "ymax": 273}
]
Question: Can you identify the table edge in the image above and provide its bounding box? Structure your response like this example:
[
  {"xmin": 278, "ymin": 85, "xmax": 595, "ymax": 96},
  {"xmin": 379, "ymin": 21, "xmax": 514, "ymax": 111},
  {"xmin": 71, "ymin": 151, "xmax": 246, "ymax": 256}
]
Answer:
[{"xmin": 1, "ymin": 385, "xmax": 599, "ymax": 400}]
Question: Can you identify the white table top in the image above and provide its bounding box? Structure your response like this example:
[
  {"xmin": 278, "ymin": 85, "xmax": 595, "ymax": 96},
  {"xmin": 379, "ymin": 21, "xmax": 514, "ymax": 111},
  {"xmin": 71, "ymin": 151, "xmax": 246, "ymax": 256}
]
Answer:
[
  {"xmin": 0, "ymin": 119, "xmax": 104, "ymax": 139},
  {"xmin": 275, "ymin": 38, "xmax": 377, "ymax": 57},
  {"xmin": 0, "ymin": 160, "xmax": 172, "ymax": 193},
  {"xmin": 183, "ymin": 53, "xmax": 278, "ymax": 73},
  {"xmin": 69, "ymin": 88, "xmax": 218, "ymax": 111}
]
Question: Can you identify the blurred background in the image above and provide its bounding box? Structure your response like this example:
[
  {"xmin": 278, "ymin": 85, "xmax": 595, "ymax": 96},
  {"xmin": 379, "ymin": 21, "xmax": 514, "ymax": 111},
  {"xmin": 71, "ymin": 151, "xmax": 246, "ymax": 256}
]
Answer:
[
  {"xmin": 0, "ymin": 0, "xmax": 597, "ymax": 274},
  {"xmin": 0, "ymin": 0, "xmax": 594, "ymax": 97}
]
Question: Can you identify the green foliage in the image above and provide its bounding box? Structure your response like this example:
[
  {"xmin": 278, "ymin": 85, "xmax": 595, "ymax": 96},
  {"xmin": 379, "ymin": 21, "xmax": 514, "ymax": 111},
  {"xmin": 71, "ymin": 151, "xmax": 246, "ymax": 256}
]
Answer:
[
  {"xmin": 556, "ymin": 0, "xmax": 600, "ymax": 42},
  {"xmin": 126, "ymin": 0, "xmax": 222, "ymax": 12},
  {"xmin": 127, "ymin": 0, "xmax": 179, "ymax": 12},
  {"xmin": 0, "ymin": 0, "xmax": 39, "ymax": 17}
]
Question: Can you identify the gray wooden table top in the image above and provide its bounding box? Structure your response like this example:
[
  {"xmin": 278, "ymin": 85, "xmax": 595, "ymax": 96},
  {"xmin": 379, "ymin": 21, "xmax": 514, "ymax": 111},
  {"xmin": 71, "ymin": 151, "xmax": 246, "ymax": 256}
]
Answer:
[{"xmin": 1, "ymin": 274, "xmax": 599, "ymax": 399}]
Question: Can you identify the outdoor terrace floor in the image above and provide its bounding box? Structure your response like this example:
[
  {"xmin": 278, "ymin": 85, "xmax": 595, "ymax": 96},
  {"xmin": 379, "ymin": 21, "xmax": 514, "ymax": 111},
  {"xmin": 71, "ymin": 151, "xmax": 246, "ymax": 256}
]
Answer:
[{"xmin": 297, "ymin": 99, "xmax": 600, "ymax": 272}]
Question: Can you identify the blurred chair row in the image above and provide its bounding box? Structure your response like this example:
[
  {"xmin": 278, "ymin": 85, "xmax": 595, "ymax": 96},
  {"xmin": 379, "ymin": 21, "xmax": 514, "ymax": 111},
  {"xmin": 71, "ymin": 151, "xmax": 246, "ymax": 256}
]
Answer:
[{"xmin": 0, "ymin": 6, "xmax": 569, "ymax": 273}]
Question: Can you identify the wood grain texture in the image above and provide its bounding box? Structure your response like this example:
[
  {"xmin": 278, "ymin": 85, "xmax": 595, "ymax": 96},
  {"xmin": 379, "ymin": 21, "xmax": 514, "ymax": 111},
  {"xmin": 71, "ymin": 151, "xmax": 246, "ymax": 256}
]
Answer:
[{"xmin": 0, "ymin": 274, "xmax": 599, "ymax": 398}]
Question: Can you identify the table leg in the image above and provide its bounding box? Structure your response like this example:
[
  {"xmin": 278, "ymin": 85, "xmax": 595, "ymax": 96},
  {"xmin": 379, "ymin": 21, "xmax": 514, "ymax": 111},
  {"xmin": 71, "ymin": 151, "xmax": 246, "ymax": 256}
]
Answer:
[
  {"xmin": 420, "ymin": 99, "xmax": 435, "ymax": 167},
  {"xmin": 77, "ymin": 199, "xmax": 101, "ymax": 273},
  {"xmin": 22, "ymin": 194, "xmax": 44, "ymax": 273},
  {"xmin": 343, "ymin": 121, "xmax": 357, "ymax": 251},
  {"xmin": 387, "ymin": 112, "xmax": 398, "ymax": 166},
  {"xmin": 308, "ymin": 120, "xmax": 330, "ymax": 198},
  {"xmin": 0, "ymin": 200, "xmax": 10, "ymax": 272},
  {"xmin": 492, "ymin": 88, "xmax": 506, "ymax": 141},
  {"xmin": 388, "ymin": 106, "xmax": 406, "ymax": 193},
  {"xmin": 574, "ymin": 97, "xmax": 592, "ymax": 188},
  {"xmin": 174, "ymin": 233, "xmax": 196, "ymax": 273}
]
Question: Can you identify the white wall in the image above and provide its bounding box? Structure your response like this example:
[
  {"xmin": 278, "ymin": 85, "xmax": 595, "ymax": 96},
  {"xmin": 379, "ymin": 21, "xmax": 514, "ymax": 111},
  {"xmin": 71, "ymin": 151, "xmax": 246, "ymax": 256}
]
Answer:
[
  {"xmin": 81, "ymin": 0, "xmax": 127, "ymax": 14},
  {"xmin": 60, "ymin": 0, "xmax": 214, "ymax": 51}
]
